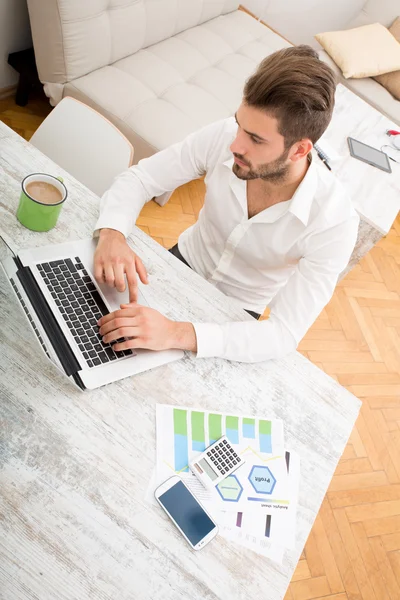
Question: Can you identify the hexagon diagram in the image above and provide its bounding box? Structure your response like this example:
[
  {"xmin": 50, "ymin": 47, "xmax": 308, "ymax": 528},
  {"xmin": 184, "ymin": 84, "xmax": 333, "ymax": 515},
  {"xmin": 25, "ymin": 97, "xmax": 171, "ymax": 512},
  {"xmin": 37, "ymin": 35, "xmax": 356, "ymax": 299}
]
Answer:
[
  {"xmin": 216, "ymin": 475, "xmax": 243, "ymax": 502},
  {"xmin": 248, "ymin": 465, "xmax": 276, "ymax": 495}
]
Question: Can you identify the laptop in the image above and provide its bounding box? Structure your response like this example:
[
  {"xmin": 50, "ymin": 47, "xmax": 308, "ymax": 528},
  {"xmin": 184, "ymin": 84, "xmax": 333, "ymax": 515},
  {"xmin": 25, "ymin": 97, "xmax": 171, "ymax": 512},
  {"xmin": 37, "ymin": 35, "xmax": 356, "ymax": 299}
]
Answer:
[{"xmin": 0, "ymin": 237, "xmax": 184, "ymax": 390}]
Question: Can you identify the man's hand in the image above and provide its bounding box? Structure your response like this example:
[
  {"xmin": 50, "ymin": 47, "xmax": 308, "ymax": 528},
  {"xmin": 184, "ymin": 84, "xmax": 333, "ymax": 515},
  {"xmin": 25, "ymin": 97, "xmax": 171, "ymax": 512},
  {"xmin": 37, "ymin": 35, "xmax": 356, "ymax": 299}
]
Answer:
[
  {"xmin": 94, "ymin": 228, "xmax": 148, "ymax": 303},
  {"xmin": 98, "ymin": 304, "xmax": 197, "ymax": 353}
]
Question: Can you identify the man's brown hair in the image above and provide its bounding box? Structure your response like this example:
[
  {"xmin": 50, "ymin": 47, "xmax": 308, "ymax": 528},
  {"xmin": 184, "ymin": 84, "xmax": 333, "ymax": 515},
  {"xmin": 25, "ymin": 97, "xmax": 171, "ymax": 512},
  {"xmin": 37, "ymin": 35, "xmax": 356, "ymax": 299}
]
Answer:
[{"xmin": 243, "ymin": 45, "xmax": 336, "ymax": 148}]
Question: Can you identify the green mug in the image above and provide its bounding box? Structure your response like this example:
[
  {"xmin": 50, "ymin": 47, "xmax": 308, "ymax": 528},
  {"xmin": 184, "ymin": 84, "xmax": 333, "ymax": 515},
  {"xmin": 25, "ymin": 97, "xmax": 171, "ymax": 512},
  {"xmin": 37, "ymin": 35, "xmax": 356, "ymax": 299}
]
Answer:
[{"xmin": 17, "ymin": 173, "xmax": 67, "ymax": 232}]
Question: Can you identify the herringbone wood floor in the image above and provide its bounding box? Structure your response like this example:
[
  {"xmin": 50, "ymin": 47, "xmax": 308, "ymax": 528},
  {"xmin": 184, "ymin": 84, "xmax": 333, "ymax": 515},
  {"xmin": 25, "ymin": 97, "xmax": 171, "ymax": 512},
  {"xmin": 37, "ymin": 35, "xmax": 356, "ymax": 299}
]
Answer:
[{"xmin": 1, "ymin": 85, "xmax": 400, "ymax": 600}]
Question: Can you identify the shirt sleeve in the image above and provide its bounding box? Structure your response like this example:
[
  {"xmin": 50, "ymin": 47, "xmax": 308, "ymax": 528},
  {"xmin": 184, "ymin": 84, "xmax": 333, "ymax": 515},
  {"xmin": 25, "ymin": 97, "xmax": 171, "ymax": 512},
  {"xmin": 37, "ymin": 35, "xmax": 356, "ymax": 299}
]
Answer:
[
  {"xmin": 93, "ymin": 119, "xmax": 228, "ymax": 238},
  {"xmin": 192, "ymin": 215, "xmax": 359, "ymax": 363}
]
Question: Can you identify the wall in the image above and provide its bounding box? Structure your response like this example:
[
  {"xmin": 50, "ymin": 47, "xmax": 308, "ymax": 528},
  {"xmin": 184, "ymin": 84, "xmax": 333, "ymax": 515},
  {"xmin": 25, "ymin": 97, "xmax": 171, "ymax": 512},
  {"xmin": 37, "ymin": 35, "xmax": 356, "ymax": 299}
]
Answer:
[
  {"xmin": 0, "ymin": 0, "xmax": 32, "ymax": 90},
  {"xmin": 241, "ymin": 0, "xmax": 366, "ymax": 46}
]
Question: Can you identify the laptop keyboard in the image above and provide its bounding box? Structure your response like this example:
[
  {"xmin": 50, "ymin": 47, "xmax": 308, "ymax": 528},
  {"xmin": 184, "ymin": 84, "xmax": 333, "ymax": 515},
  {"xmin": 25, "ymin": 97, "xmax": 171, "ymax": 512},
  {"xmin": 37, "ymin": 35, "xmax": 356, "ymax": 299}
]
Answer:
[{"xmin": 37, "ymin": 256, "xmax": 134, "ymax": 368}]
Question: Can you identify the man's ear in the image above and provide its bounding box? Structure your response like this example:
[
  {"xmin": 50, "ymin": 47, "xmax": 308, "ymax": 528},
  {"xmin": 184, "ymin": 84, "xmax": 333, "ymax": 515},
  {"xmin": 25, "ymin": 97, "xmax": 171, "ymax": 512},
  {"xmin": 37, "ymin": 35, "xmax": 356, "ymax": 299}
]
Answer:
[{"xmin": 289, "ymin": 139, "xmax": 313, "ymax": 162}]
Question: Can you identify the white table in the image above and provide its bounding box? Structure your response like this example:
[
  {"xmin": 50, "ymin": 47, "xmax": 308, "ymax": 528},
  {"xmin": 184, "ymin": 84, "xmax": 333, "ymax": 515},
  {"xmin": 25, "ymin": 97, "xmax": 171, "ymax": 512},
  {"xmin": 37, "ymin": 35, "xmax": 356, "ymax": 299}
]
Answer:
[
  {"xmin": 0, "ymin": 121, "xmax": 361, "ymax": 600},
  {"xmin": 319, "ymin": 84, "xmax": 400, "ymax": 251},
  {"xmin": 312, "ymin": 84, "xmax": 400, "ymax": 280}
]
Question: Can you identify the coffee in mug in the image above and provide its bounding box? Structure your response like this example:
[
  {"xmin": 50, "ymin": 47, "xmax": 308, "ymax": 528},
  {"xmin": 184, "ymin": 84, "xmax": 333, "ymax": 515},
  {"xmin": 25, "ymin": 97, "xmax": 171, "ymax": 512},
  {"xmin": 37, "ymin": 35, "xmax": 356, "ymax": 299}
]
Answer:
[
  {"xmin": 17, "ymin": 173, "xmax": 67, "ymax": 232},
  {"xmin": 25, "ymin": 181, "xmax": 63, "ymax": 205}
]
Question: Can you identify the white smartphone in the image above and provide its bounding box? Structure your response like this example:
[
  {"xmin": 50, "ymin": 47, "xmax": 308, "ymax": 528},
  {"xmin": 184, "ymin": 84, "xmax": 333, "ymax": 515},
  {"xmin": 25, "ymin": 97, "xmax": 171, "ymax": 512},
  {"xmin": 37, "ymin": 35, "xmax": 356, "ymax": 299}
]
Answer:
[{"xmin": 154, "ymin": 476, "xmax": 219, "ymax": 550}]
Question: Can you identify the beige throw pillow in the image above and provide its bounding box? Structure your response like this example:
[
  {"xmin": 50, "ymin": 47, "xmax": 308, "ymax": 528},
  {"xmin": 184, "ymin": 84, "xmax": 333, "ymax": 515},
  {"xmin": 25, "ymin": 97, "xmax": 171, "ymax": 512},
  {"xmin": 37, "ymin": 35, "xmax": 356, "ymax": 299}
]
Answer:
[
  {"xmin": 374, "ymin": 18, "xmax": 400, "ymax": 100},
  {"xmin": 315, "ymin": 22, "xmax": 400, "ymax": 79}
]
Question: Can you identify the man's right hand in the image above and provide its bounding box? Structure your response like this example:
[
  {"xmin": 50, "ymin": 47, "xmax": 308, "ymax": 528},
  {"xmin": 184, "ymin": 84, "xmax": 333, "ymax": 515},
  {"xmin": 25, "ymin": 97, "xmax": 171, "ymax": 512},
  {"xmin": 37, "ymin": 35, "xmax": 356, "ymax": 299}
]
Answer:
[{"xmin": 94, "ymin": 228, "xmax": 148, "ymax": 303}]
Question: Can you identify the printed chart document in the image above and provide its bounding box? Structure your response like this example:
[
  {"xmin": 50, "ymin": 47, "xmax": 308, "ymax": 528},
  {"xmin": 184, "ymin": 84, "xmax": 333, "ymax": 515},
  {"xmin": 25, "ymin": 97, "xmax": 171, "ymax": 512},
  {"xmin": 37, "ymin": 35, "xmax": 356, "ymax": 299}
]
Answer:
[
  {"xmin": 148, "ymin": 404, "xmax": 299, "ymax": 563},
  {"xmin": 156, "ymin": 403, "xmax": 285, "ymax": 480},
  {"xmin": 203, "ymin": 452, "xmax": 291, "ymax": 513},
  {"xmin": 218, "ymin": 451, "xmax": 300, "ymax": 551}
]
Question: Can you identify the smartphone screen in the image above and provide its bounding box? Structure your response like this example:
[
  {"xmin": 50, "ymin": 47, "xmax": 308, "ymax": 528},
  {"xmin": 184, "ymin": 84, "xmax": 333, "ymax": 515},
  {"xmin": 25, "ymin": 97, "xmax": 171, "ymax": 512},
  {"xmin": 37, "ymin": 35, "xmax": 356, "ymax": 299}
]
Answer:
[{"xmin": 158, "ymin": 480, "xmax": 216, "ymax": 546}]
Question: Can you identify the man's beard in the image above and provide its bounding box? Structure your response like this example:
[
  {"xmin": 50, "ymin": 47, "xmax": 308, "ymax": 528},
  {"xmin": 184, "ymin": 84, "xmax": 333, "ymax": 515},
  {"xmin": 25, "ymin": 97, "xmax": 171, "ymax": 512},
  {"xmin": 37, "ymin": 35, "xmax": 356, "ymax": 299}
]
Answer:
[{"xmin": 232, "ymin": 148, "xmax": 290, "ymax": 184}]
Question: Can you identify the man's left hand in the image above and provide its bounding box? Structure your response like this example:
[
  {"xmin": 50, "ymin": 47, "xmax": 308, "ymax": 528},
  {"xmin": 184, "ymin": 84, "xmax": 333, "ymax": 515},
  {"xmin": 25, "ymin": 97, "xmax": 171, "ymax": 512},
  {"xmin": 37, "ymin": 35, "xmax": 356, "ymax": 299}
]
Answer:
[{"xmin": 98, "ymin": 303, "xmax": 197, "ymax": 353}]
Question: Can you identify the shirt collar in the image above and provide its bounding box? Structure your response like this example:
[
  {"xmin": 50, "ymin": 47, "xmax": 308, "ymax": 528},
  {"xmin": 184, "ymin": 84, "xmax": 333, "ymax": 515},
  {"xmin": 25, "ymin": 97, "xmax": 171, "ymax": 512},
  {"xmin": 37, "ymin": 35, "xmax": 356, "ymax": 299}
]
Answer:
[
  {"xmin": 287, "ymin": 156, "xmax": 317, "ymax": 226},
  {"xmin": 222, "ymin": 155, "xmax": 318, "ymax": 227}
]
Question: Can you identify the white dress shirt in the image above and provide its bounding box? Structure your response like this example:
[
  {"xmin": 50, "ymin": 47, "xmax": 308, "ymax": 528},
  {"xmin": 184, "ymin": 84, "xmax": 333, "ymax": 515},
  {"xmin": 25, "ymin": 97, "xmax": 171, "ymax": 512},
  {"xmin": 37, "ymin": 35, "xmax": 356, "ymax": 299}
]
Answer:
[{"xmin": 95, "ymin": 117, "xmax": 359, "ymax": 363}]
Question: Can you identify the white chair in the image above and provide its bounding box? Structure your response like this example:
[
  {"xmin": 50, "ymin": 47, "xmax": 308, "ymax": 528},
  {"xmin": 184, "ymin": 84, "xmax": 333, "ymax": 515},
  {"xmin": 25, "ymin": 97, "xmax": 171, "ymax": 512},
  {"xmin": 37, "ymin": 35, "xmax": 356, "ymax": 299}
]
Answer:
[{"xmin": 29, "ymin": 97, "xmax": 134, "ymax": 197}]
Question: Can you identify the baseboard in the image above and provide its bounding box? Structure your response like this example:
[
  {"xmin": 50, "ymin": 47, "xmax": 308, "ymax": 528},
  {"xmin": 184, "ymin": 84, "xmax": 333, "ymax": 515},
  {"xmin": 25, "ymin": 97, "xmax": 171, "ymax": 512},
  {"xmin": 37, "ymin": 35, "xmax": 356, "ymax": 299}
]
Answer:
[{"xmin": 0, "ymin": 84, "xmax": 17, "ymax": 100}]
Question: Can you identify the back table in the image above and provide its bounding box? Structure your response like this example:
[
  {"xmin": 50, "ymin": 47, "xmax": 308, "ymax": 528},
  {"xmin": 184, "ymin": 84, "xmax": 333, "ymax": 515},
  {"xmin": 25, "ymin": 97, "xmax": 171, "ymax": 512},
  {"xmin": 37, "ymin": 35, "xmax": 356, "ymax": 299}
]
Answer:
[{"xmin": 0, "ymin": 121, "xmax": 361, "ymax": 600}]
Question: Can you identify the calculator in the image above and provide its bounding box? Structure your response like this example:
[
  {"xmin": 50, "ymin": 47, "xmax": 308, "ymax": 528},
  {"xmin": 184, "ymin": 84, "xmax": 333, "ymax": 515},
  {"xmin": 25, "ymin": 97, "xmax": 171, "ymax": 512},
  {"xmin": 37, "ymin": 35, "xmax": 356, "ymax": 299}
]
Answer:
[{"xmin": 189, "ymin": 436, "xmax": 245, "ymax": 489}]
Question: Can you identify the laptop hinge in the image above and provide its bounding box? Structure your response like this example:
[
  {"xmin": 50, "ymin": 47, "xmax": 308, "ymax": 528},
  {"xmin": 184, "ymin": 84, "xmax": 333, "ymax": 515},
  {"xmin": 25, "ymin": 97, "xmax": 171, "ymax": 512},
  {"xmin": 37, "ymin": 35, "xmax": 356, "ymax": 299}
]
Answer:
[
  {"xmin": 16, "ymin": 266, "xmax": 81, "ymax": 377},
  {"xmin": 72, "ymin": 373, "xmax": 85, "ymax": 390}
]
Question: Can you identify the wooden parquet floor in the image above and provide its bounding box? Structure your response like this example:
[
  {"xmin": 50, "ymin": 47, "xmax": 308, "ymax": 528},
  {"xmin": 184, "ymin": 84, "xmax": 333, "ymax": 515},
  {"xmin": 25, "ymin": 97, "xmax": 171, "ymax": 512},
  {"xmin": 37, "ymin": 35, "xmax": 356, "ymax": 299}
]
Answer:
[{"xmin": 1, "ymin": 87, "xmax": 400, "ymax": 600}]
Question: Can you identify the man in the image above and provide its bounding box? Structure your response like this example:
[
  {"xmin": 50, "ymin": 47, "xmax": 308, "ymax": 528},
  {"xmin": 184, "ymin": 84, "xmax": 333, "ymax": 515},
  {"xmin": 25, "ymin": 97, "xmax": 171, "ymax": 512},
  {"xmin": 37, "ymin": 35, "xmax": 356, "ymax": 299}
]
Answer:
[{"xmin": 93, "ymin": 45, "xmax": 359, "ymax": 363}]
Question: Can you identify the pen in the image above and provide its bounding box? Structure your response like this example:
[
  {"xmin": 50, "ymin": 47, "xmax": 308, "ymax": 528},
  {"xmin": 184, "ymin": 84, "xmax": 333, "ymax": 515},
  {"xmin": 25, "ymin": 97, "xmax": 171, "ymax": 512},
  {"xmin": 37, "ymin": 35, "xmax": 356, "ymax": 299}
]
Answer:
[
  {"xmin": 319, "ymin": 155, "xmax": 332, "ymax": 171},
  {"xmin": 314, "ymin": 144, "xmax": 332, "ymax": 171}
]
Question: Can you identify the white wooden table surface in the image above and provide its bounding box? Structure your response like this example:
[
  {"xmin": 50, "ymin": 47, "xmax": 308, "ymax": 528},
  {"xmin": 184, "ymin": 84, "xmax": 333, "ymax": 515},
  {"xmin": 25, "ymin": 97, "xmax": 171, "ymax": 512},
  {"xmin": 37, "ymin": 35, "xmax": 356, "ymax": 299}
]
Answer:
[
  {"xmin": 320, "ymin": 83, "xmax": 400, "ymax": 236},
  {"xmin": 0, "ymin": 122, "xmax": 361, "ymax": 600}
]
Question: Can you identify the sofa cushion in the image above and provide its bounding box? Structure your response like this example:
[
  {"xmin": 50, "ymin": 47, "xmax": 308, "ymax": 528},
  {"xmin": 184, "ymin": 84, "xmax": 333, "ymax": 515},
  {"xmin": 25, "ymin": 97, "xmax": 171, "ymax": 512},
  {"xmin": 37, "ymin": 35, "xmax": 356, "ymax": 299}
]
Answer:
[
  {"xmin": 374, "ymin": 17, "xmax": 400, "ymax": 100},
  {"xmin": 343, "ymin": 75, "xmax": 400, "ymax": 125},
  {"xmin": 348, "ymin": 0, "xmax": 399, "ymax": 28},
  {"xmin": 315, "ymin": 23, "xmax": 400, "ymax": 79},
  {"xmin": 64, "ymin": 10, "xmax": 291, "ymax": 163},
  {"xmin": 319, "ymin": 49, "xmax": 400, "ymax": 125},
  {"xmin": 27, "ymin": 0, "xmax": 241, "ymax": 85}
]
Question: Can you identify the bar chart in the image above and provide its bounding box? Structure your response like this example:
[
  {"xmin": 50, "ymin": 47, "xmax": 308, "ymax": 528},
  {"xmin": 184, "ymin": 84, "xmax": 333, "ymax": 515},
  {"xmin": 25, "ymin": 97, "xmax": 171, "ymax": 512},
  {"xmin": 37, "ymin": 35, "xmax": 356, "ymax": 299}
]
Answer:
[
  {"xmin": 173, "ymin": 408, "xmax": 189, "ymax": 473},
  {"xmin": 168, "ymin": 406, "xmax": 283, "ymax": 476},
  {"xmin": 259, "ymin": 420, "xmax": 272, "ymax": 453},
  {"xmin": 191, "ymin": 411, "xmax": 206, "ymax": 452},
  {"xmin": 226, "ymin": 416, "xmax": 239, "ymax": 444}
]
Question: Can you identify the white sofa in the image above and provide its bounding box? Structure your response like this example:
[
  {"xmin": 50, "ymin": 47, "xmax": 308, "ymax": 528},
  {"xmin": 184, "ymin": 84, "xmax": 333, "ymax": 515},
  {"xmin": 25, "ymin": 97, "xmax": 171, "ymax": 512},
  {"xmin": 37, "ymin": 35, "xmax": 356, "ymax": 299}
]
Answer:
[
  {"xmin": 26, "ymin": 0, "xmax": 290, "ymax": 167},
  {"xmin": 317, "ymin": 0, "xmax": 400, "ymax": 125}
]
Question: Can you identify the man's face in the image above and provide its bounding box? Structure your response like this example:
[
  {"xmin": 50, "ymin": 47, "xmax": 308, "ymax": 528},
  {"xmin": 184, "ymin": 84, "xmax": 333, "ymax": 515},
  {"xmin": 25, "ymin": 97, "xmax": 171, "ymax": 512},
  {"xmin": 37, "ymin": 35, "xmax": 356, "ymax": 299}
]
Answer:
[{"xmin": 230, "ymin": 103, "xmax": 292, "ymax": 183}]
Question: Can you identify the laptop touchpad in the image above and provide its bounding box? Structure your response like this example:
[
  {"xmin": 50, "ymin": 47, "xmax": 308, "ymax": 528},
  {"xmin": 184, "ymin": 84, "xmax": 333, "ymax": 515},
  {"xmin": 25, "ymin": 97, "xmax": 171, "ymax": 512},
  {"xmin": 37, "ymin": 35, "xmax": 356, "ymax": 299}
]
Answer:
[{"xmin": 98, "ymin": 281, "xmax": 149, "ymax": 313}]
